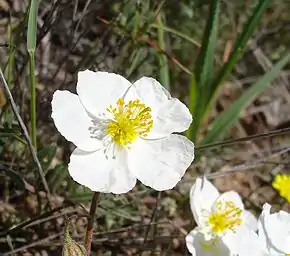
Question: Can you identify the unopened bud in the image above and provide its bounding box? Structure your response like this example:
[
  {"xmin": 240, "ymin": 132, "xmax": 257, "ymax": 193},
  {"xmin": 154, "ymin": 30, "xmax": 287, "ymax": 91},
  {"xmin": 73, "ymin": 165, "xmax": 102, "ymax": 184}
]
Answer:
[{"xmin": 62, "ymin": 219, "xmax": 86, "ymax": 256}]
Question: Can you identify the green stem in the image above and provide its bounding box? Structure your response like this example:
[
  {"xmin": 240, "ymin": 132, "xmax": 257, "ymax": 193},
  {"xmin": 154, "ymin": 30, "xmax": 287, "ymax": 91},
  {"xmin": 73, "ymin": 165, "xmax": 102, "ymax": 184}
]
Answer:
[{"xmin": 28, "ymin": 50, "xmax": 37, "ymax": 149}]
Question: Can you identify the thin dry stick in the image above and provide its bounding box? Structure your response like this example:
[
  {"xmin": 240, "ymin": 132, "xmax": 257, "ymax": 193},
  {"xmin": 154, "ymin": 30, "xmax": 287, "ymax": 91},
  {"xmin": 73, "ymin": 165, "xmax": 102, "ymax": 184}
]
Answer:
[
  {"xmin": 0, "ymin": 68, "xmax": 51, "ymax": 196},
  {"xmin": 3, "ymin": 233, "xmax": 62, "ymax": 256},
  {"xmin": 85, "ymin": 192, "xmax": 100, "ymax": 255},
  {"xmin": 195, "ymin": 127, "xmax": 290, "ymax": 151},
  {"xmin": 204, "ymin": 146, "xmax": 290, "ymax": 179}
]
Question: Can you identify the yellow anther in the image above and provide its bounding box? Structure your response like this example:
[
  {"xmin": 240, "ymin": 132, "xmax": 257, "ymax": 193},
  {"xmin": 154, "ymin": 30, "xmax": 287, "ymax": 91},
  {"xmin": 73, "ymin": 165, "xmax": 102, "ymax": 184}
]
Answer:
[
  {"xmin": 106, "ymin": 98, "xmax": 153, "ymax": 146},
  {"xmin": 208, "ymin": 201, "xmax": 242, "ymax": 234}
]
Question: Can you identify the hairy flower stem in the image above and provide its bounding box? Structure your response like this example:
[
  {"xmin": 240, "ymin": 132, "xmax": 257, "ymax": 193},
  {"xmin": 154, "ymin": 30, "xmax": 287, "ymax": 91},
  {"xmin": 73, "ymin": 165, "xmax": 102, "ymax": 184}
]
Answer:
[{"xmin": 85, "ymin": 192, "xmax": 100, "ymax": 255}]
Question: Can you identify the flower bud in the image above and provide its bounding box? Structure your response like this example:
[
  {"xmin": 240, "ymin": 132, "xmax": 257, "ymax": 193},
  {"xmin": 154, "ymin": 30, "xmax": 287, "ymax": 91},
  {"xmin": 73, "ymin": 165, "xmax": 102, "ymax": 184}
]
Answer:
[{"xmin": 62, "ymin": 220, "xmax": 86, "ymax": 256}]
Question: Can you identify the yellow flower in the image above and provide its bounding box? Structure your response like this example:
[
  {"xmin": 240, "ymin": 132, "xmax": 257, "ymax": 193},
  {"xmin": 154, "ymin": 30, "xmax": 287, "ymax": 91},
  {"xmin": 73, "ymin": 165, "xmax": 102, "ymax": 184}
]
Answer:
[{"xmin": 272, "ymin": 174, "xmax": 290, "ymax": 203}]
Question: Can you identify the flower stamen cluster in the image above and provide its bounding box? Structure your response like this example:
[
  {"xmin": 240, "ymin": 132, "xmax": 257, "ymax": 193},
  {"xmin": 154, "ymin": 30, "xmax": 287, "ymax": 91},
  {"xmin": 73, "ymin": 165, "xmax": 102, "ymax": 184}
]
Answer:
[
  {"xmin": 106, "ymin": 98, "xmax": 153, "ymax": 147},
  {"xmin": 208, "ymin": 201, "xmax": 242, "ymax": 234}
]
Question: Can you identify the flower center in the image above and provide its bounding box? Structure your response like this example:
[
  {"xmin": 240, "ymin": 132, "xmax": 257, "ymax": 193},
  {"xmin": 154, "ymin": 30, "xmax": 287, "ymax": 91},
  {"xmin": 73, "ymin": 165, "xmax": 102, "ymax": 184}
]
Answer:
[
  {"xmin": 272, "ymin": 174, "xmax": 290, "ymax": 203},
  {"xmin": 208, "ymin": 200, "xmax": 242, "ymax": 234},
  {"xmin": 106, "ymin": 98, "xmax": 153, "ymax": 146}
]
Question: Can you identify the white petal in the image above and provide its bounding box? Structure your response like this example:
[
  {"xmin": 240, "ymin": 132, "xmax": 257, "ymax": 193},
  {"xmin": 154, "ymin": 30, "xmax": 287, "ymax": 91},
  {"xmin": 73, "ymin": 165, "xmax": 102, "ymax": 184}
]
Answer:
[
  {"xmin": 185, "ymin": 229, "xmax": 198, "ymax": 255},
  {"xmin": 68, "ymin": 148, "xmax": 136, "ymax": 194},
  {"xmin": 260, "ymin": 203, "xmax": 290, "ymax": 254},
  {"xmin": 190, "ymin": 177, "xmax": 219, "ymax": 226},
  {"xmin": 150, "ymin": 98, "xmax": 193, "ymax": 138},
  {"xmin": 128, "ymin": 134, "xmax": 194, "ymax": 191},
  {"xmin": 243, "ymin": 210, "xmax": 258, "ymax": 231},
  {"xmin": 51, "ymin": 90, "xmax": 101, "ymax": 151},
  {"xmin": 214, "ymin": 191, "xmax": 244, "ymax": 211},
  {"xmin": 132, "ymin": 77, "xmax": 170, "ymax": 112},
  {"xmin": 258, "ymin": 205, "xmax": 273, "ymax": 254},
  {"xmin": 186, "ymin": 228, "xmax": 231, "ymax": 256},
  {"xmin": 76, "ymin": 70, "xmax": 131, "ymax": 116},
  {"xmin": 226, "ymin": 226, "xmax": 266, "ymax": 256},
  {"xmin": 132, "ymin": 77, "xmax": 192, "ymax": 138},
  {"xmin": 258, "ymin": 215, "xmax": 285, "ymax": 256}
]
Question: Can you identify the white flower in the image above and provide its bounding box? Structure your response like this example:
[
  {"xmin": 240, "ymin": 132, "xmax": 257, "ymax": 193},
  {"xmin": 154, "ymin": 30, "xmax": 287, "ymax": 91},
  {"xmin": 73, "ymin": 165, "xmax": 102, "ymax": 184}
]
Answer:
[
  {"xmin": 237, "ymin": 203, "xmax": 290, "ymax": 256},
  {"xmin": 186, "ymin": 229, "xmax": 232, "ymax": 256},
  {"xmin": 235, "ymin": 227, "xmax": 268, "ymax": 256},
  {"xmin": 188, "ymin": 177, "xmax": 257, "ymax": 254},
  {"xmin": 257, "ymin": 203, "xmax": 290, "ymax": 255},
  {"xmin": 51, "ymin": 70, "xmax": 194, "ymax": 194}
]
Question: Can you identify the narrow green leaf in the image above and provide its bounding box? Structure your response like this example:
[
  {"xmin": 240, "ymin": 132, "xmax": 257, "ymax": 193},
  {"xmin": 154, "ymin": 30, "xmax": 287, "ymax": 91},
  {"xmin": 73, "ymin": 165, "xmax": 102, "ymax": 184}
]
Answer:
[
  {"xmin": 132, "ymin": 6, "xmax": 141, "ymax": 39},
  {"xmin": 150, "ymin": 24, "xmax": 201, "ymax": 48},
  {"xmin": 156, "ymin": 12, "xmax": 170, "ymax": 90},
  {"xmin": 202, "ymin": 53, "xmax": 290, "ymax": 144},
  {"xmin": 0, "ymin": 165, "xmax": 35, "ymax": 192},
  {"xmin": 0, "ymin": 132, "xmax": 26, "ymax": 144},
  {"xmin": 7, "ymin": 17, "xmax": 15, "ymax": 89},
  {"xmin": 37, "ymin": 145, "xmax": 57, "ymax": 171},
  {"xmin": 209, "ymin": 0, "xmax": 269, "ymax": 98},
  {"xmin": 126, "ymin": 48, "xmax": 143, "ymax": 78},
  {"xmin": 186, "ymin": 75, "xmax": 198, "ymax": 140},
  {"xmin": 27, "ymin": 0, "xmax": 39, "ymax": 148},
  {"xmin": 70, "ymin": 192, "xmax": 93, "ymax": 203},
  {"xmin": 188, "ymin": 0, "xmax": 219, "ymax": 142},
  {"xmin": 27, "ymin": 0, "xmax": 39, "ymax": 51},
  {"xmin": 194, "ymin": 0, "xmax": 219, "ymax": 90},
  {"xmin": 48, "ymin": 165, "xmax": 69, "ymax": 193}
]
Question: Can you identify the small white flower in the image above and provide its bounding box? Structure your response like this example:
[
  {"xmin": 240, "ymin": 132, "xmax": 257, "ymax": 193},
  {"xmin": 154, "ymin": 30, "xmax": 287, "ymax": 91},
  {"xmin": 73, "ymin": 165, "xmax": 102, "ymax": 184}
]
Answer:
[
  {"xmin": 51, "ymin": 70, "xmax": 194, "ymax": 194},
  {"xmin": 237, "ymin": 203, "xmax": 290, "ymax": 256},
  {"xmin": 235, "ymin": 227, "xmax": 268, "ymax": 256},
  {"xmin": 188, "ymin": 177, "xmax": 257, "ymax": 254},
  {"xmin": 257, "ymin": 203, "xmax": 290, "ymax": 255},
  {"xmin": 186, "ymin": 228, "xmax": 232, "ymax": 256}
]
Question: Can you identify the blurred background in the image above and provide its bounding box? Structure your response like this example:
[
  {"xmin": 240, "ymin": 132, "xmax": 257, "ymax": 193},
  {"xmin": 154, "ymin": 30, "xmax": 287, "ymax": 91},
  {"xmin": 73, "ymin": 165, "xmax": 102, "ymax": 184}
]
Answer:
[{"xmin": 0, "ymin": 0, "xmax": 290, "ymax": 255}]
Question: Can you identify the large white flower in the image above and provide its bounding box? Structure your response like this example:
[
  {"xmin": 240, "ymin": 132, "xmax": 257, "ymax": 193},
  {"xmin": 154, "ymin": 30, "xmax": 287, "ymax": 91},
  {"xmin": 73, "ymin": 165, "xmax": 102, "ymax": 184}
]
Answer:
[
  {"xmin": 188, "ymin": 177, "xmax": 257, "ymax": 255},
  {"xmin": 51, "ymin": 70, "xmax": 194, "ymax": 194}
]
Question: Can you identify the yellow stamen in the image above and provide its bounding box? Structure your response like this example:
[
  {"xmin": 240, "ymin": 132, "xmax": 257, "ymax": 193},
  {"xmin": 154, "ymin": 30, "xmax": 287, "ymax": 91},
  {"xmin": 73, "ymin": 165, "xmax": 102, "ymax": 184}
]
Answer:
[
  {"xmin": 272, "ymin": 174, "xmax": 290, "ymax": 203},
  {"xmin": 208, "ymin": 201, "xmax": 242, "ymax": 234},
  {"xmin": 106, "ymin": 98, "xmax": 153, "ymax": 146}
]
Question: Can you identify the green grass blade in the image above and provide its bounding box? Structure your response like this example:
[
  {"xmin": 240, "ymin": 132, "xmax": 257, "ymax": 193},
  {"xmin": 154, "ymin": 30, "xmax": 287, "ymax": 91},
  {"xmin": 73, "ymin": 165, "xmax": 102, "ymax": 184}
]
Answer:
[
  {"xmin": 187, "ymin": 0, "xmax": 219, "ymax": 142},
  {"xmin": 7, "ymin": 16, "xmax": 15, "ymax": 89},
  {"xmin": 28, "ymin": 52, "xmax": 37, "ymax": 148},
  {"xmin": 27, "ymin": 0, "xmax": 38, "ymax": 52},
  {"xmin": 1, "ymin": 167, "xmax": 28, "ymax": 191},
  {"xmin": 209, "ymin": 0, "xmax": 269, "ymax": 97},
  {"xmin": 156, "ymin": 12, "xmax": 170, "ymax": 90},
  {"xmin": 194, "ymin": 0, "xmax": 219, "ymax": 90},
  {"xmin": 27, "ymin": 0, "xmax": 39, "ymax": 149},
  {"xmin": 126, "ymin": 48, "xmax": 143, "ymax": 78},
  {"xmin": 0, "ymin": 132, "xmax": 26, "ymax": 144},
  {"xmin": 201, "ymin": 53, "xmax": 290, "ymax": 145},
  {"xmin": 150, "ymin": 24, "xmax": 201, "ymax": 48},
  {"xmin": 186, "ymin": 74, "xmax": 198, "ymax": 140}
]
